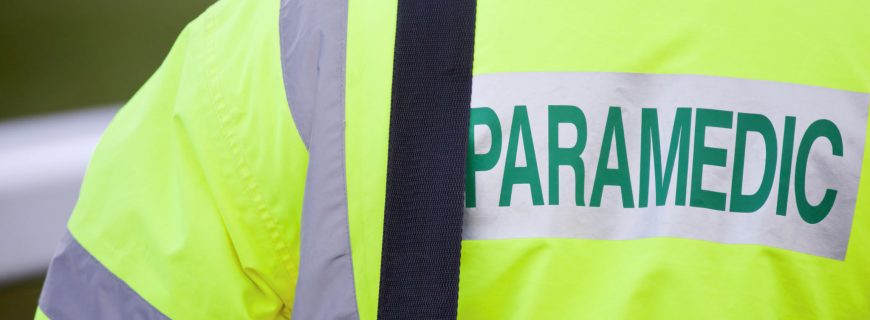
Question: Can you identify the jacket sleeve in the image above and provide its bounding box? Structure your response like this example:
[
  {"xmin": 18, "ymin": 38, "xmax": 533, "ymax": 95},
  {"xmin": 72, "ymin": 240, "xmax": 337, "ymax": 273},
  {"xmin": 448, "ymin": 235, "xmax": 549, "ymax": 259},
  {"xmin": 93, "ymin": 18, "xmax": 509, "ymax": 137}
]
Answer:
[{"xmin": 36, "ymin": 0, "xmax": 308, "ymax": 319}]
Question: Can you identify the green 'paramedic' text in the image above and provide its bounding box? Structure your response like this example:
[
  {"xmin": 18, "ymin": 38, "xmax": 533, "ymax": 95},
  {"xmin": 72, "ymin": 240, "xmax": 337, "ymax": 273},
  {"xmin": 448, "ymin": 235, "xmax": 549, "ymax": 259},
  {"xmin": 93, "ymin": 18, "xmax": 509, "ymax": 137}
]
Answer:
[{"xmin": 465, "ymin": 105, "xmax": 844, "ymax": 224}]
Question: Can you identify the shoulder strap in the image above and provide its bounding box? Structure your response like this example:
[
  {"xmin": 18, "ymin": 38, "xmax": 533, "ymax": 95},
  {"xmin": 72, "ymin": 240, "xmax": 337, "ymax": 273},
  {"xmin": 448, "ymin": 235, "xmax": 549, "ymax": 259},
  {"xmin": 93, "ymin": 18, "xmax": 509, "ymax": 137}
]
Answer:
[{"xmin": 378, "ymin": 0, "xmax": 477, "ymax": 318}]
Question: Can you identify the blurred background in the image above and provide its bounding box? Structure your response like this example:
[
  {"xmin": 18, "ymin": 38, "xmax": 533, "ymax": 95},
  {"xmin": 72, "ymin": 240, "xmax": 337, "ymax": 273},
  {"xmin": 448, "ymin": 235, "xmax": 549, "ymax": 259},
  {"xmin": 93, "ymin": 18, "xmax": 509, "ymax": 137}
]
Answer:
[{"xmin": 0, "ymin": 1, "xmax": 214, "ymax": 318}]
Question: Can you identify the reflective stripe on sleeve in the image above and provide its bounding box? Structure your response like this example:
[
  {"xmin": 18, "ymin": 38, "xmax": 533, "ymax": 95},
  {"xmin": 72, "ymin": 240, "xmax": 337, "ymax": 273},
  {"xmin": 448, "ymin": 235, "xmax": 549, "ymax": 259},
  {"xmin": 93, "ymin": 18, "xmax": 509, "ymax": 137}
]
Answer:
[{"xmin": 38, "ymin": 232, "xmax": 168, "ymax": 320}]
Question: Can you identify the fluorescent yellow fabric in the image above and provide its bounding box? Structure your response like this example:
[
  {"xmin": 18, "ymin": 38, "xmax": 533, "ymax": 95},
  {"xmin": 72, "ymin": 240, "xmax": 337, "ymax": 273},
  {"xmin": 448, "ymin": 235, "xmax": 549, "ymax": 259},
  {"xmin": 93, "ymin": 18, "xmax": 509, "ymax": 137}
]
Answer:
[
  {"xmin": 344, "ymin": 0, "xmax": 397, "ymax": 319},
  {"xmin": 456, "ymin": 0, "xmax": 870, "ymax": 319},
  {"xmin": 64, "ymin": 0, "xmax": 307, "ymax": 318},
  {"xmin": 51, "ymin": 0, "xmax": 870, "ymax": 319},
  {"xmin": 34, "ymin": 308, "xmax": 48, "ymax": 320},
  {"xmin": 473, "ymin": 0, "xmax": 870, "ymax": 92}
]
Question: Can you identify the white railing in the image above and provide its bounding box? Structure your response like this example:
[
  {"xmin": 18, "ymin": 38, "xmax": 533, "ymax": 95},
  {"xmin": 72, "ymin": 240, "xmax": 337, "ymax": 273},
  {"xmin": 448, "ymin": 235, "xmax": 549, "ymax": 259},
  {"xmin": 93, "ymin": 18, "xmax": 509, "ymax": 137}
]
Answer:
[{"xmin": 0, "ymin": 105, "xmax": 118, "ymax": 284}]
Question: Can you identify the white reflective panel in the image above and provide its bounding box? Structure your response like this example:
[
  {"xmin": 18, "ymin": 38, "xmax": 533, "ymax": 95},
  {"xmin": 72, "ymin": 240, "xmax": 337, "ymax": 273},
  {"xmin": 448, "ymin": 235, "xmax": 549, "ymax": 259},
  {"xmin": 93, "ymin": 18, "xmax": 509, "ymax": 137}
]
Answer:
[{"xmin": 464, "ymin": 73, "xmax": 869, "ymax": 260}]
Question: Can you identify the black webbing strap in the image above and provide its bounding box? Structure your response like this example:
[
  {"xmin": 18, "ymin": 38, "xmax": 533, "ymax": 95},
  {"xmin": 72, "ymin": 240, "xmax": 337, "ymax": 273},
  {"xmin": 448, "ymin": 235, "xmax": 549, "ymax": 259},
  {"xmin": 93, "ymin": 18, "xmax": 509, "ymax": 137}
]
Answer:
[{"xmin": 378, "ymin": 0, "xmax": 477, "ymax": 319}]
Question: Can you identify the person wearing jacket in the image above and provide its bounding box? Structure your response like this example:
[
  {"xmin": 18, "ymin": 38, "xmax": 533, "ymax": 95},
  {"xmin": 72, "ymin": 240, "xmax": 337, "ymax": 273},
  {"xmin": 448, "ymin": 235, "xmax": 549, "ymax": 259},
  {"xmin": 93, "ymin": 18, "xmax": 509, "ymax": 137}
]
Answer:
[{"xmin": 37, "ymin": 0, "xmax": 870, "ymax": 319}]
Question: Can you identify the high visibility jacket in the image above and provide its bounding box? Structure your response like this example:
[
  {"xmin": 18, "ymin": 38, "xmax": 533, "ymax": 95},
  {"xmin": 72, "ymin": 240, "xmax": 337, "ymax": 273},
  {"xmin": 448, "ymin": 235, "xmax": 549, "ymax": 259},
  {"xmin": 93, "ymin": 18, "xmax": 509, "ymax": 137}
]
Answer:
[{"xmin": 37, "ymin": 0, "xmax": 870, "ymax": 319}]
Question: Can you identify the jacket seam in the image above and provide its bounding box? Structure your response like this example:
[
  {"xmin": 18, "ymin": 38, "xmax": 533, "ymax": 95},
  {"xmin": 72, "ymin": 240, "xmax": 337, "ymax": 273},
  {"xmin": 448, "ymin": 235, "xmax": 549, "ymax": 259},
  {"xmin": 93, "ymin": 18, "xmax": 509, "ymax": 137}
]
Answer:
[
  {"xmin": 337, "ymin": 9, "xmax": 361, "ymax": 317},
  {"xmin": 203, "ymin": 6, "xmax": 297, "ymax": 307}
]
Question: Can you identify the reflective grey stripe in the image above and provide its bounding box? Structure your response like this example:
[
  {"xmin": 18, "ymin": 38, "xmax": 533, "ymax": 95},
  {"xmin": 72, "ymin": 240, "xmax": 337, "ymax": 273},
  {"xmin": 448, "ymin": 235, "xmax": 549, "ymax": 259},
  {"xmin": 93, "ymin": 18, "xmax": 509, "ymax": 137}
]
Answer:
[
  {"xmin": 280, "ymin": 0, "xmax": 359, "ymax": 319},
  {"xmin": 38, "ymin": 232, "xmax": 168, "ymax": 320},
  {"xmin": 465, "ymin": 72, "xmax": 869, "ymax": 260}
]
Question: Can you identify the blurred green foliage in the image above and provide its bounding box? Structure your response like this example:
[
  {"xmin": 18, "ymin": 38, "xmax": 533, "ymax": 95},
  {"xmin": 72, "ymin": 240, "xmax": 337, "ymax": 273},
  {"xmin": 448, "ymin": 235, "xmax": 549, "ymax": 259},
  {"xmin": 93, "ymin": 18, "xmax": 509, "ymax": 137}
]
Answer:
[{"xmin": 0, "ymin": 0, "xmax": 215, "ymax": 120}]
